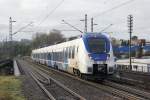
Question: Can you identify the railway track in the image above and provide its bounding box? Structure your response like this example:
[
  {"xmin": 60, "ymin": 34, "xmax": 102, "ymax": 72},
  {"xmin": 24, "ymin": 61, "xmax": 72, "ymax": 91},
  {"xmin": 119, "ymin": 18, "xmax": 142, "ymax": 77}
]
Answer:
[
  {"xmin": 103, "ymin": 80, "xmax": 150, "ymax": 100},
  {"xmin": 24, "ymin": 59, "xmax": 148, "ymax": 100},
  {"xmin": 28, "ymin": 61, "xmax": 86, "ymax": 100},
  {"xmin": 109, "ymin": 72, "xmax": 150, "ymax": 91}
]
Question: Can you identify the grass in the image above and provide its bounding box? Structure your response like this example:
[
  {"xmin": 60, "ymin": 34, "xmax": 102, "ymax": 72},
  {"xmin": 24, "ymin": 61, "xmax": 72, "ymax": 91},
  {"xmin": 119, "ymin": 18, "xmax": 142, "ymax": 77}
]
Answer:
[{"xmin": 0, "ymin": 76, "xmax": 25, "ymax": 100}]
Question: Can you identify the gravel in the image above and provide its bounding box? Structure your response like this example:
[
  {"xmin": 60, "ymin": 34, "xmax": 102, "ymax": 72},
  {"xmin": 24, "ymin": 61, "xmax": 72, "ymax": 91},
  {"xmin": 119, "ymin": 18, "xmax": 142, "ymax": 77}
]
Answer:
[
  {"xmin": 18, "ymin": 60, "xmax": 49, "ymax": 100},
  {"xmin": 19, "ymin": 59, "xmax": 122, "ymax": 100}
]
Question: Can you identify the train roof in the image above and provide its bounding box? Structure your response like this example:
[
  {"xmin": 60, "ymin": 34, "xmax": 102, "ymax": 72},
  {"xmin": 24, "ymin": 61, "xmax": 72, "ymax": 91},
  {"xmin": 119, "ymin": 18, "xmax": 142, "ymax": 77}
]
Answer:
[{"xmin": 32, "ymin": 32, "xmax": 111, "ymax": 53}]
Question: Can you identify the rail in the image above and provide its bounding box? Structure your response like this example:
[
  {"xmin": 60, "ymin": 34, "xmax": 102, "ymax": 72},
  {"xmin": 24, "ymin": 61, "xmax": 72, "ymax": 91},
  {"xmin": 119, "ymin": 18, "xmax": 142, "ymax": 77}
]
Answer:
[
  {"xmin": 30, "ymin": 71, "xmax": 55, "ymax": 100},
  {"xmin": 29, "ymin": 61, "xmax": 86, "ymax": 100},
  {"xmin": 27, "ymin": 60, "xmax": 145, "ymax": 100},
  {"xmin": 104, "ymin": 80, "xmax": 150, "ymax": 100}
]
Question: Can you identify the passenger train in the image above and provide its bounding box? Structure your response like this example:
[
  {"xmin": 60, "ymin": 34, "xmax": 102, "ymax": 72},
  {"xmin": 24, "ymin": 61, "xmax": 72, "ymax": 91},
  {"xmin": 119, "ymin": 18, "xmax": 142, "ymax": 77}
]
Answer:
[
  {"xmin": 116, "ymin": 58, "xmax": 150, "ymax": 72},
  {"xmin": 31, "ymin": 32, "xmax": 115, "ymax": 79}
]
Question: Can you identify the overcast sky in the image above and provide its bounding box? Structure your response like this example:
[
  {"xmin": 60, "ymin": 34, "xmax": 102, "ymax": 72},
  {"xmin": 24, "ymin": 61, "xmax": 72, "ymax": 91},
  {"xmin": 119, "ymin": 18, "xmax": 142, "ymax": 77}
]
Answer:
[{"xmin": 0, "ymin": 0, "xmax": 150, "ymax": 41}]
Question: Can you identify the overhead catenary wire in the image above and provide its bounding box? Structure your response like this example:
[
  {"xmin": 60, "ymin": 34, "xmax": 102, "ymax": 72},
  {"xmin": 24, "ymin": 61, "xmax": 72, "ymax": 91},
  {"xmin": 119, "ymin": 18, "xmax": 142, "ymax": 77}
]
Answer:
[
  {"xmin": 37, "ymin": 0, "xmax": 64, "ymax": 26},
  {"xmin": 93, "ymin": 0, "xmax": 135, "ymax": 18},
  {"xmin": 32, "ymin": 0, "xmax": 135, "ymax": 34},
  {"xmin": 12, "ymin": 22, "xmax": 33, "ymax": 35},
  {"xmin": 59, "ymin": 0, "xmax": 135, "ymax": 33}
]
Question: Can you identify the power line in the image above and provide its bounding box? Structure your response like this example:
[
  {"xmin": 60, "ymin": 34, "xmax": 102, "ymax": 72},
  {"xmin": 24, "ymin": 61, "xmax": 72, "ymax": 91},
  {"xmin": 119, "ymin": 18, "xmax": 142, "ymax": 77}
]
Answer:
[
  {"xmin": 99, "ymin": 24, "xmax": 113, "ymax": 32},
  {"xmin": 93, "ymin": 0, "xmax": 135, "ymax": 18},
  {"xmin": 12, "ymin": 22, "xmax": 33, "ymax": 35},
  {"xmin": 37, "ymin": 0, "xmax": 64, "ymax": 26},
  {"xmin": 60, "ymin": 0, "xmax": 135, "ymax": 33},
  {"xmin": 62, "ymin": 20, "xmax": 83, "ymax": 33}
]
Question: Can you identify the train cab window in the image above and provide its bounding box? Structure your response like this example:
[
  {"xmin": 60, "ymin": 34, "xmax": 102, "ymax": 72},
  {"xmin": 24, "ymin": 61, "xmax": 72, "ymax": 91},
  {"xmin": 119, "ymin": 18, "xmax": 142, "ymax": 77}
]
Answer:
[{"xmin": 88, "ymin": 38, "xmax": 106, "ymax": 53}]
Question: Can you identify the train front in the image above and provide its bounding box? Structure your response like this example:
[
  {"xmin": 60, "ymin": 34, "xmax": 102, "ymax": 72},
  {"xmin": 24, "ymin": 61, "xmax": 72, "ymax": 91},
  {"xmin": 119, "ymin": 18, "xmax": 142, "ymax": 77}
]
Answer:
[{"xmin": 81, "ymin": 33, "xmax": 115, "ymax": 79}]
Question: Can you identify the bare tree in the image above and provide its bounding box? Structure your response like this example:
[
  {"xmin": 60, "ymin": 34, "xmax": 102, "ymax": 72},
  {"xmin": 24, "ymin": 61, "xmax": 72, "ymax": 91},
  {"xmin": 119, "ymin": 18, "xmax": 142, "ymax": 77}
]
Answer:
[{"xmin": 31, "ymin": 29, "xmax": 65, "ymax": 49}]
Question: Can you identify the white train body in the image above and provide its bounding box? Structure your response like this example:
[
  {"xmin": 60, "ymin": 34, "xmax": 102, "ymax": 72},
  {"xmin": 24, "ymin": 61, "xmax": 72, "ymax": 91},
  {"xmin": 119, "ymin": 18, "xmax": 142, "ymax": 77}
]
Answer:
[
  {"xmin": 31, "ymin": 33, "xmax": 115, "ymax": 79},
  {"xmin": 116, "ymin": 58, "xmax": 150, "ymax": 72}
]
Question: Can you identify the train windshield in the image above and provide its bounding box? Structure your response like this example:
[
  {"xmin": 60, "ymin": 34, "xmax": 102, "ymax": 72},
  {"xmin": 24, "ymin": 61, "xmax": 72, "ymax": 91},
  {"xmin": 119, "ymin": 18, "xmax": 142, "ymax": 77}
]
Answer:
[{"xmin": 88, "ymin": 38, "xmax": 106, "ymax": 53}]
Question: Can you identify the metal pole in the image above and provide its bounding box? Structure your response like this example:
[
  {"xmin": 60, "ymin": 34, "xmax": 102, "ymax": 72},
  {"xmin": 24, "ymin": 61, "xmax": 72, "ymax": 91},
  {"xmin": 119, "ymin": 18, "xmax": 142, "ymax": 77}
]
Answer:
[
  {"xmin": 91, "ymin": 18, "xmax": 93, "ymax": 32},
  {"xmin": 9, "ymin": 17, "xmax": 16, "ymax": 41},
  {"xmin": 128, "ymin": 15, "xmax": 133, "ymax": 70},
  {"xmin": 85, "ymin": 14, "xmax": 87, "ymax": 33},
  {"xmin": 9, "ymin": 17, "xmax": 12, "ymax": 41},
  {"xmin": 9, "ymin": 17, "xmax": 16, "ymax": 58}
]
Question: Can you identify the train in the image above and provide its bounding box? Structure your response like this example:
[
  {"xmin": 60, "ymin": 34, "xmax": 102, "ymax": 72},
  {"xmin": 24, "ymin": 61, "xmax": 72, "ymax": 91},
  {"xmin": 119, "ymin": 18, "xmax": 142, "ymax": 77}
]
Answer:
[
  {"xmin": 31, "ymin": 32, "xmax": 115, "ymax": 80},
  {"xmin": 116, "ymin": 57, "xmax": 150, "ymax": 72}
]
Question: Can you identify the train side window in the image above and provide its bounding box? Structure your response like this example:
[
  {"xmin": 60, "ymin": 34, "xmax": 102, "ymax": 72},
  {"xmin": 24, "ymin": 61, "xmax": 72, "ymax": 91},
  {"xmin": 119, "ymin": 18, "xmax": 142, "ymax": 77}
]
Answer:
[
  {"xmin": 41, "ymin": 53, "xmax": 42, "ymax": 59},
  {"xmin": 63, "ymin": 48, "xmax": 65, "ymax": 59},
  {"xmin": 66, "ymin": 48, "xmax": 68, "ymax": 58},
  {"xmin": 67, "ymin": 47, "xmax": 70, "ymax": 58},
  {"xmin": 48, "ymin": 53, "xmax": 51, "ymax": 60},
  {"xmin": 42, "ymin": 53, "xmax": 44, "ymax": 59},
  {"xmin": 72, "ymin": 46, "xmax": 75, "ymax": 58},
  {"xmin": 62, "ymin": 50, "xmax": 63, "ymax": 61},
  {"xmin": 69, "ymin": 47, "xmax": 72, "ymax": 58},
  {"xmin": 41, "ymin": 53, "xmax": 44, "ymax": 59},
  {"xmin": 46, "ymin": 53, "xmax": 48, "ymax": 59},
  {"xmin": 45, "ymin": 53, "xmax": 47, "ymax": 59},
  {"xmin": 38, "ymin": 54, "xmax": 39, "ymax": 58},
  {"xmin": 77, "ymin": 46, "xmax": 79, "ymax": 53},
  {"xmin": 53, "ymin": 52, "xmax": 55, "ymax": 61},
  {"xmin": 43, "ymin": 53, "xmax": 45, "ymax": 59},
  {"xmin": 55, "ymin": 52, "xmax": 57, "ymax": 61},
  {"xmin": 39, "ymin": 54, "xmax": 41, "ymax": 59},
  {"xmin": 68, "ymin": 47, "xmax": 70, "ymax": 58}
]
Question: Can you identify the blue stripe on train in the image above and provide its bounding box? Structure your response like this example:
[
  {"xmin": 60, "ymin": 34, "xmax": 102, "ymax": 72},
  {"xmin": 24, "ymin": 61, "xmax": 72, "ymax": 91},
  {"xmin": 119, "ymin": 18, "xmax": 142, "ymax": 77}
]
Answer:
[{"xmin": 90, "ymin": 53, "xmax": 107, "ymax": 61}]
